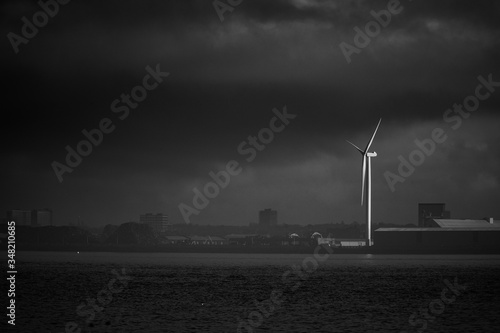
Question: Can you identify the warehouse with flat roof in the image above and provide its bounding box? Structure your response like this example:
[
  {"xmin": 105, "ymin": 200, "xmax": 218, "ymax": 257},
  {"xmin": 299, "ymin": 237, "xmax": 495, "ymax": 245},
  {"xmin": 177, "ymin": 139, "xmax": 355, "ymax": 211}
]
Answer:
[{"xmin": 374, "ymin": 218, "xmax": 500, "ymax": 252}]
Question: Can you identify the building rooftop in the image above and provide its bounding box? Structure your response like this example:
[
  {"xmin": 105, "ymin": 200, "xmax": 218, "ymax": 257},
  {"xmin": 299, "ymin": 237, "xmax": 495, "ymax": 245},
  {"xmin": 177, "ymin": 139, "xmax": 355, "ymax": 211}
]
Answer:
[
  {"xmin": 164, "ymin": 236, "xmax": 187, "ymax": 240},
  {"xmin": 208, "ymin": 236, "xmax": 226, "ymax": 241},
  {"xmin": 433, "ymin": 219, "xmax": 500, "ymax": 228},
  {"xmin": 189, "ymin": 235, "xmax": 208, "ymax": 241},
  {"xmin": 375, "ymin": 227, "xmax": 500, "ymax": 232},
  {"xmin": 225, "ymin": 234, "xmax": 259, "ymax": 238}
]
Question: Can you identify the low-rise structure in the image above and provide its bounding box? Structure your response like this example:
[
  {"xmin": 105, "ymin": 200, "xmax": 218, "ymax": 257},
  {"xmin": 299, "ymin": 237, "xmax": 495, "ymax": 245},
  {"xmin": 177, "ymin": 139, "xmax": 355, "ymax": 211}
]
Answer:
[
  {"xmin": 317, "ymin": 237, "xmax": 366, "ymax": 247},
  {"xmin": 374, "ymin": 218, "xmax": 500, "ymax": 251},
  {"xmin": 162, "ymin": 235, "xmax": 188, "ymax": 245},
  {"xmin": 226, "ymin": 234, "xmax": 258, "ymax": 246},
  {"xmin": 207, "ymin": 236, "xmax": 227, "ymax": 245}
]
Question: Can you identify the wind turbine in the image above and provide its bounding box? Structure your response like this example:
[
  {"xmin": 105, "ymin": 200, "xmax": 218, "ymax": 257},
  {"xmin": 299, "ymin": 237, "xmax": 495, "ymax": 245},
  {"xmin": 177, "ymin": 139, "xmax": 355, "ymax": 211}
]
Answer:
[{"xmin": 346, "ymin": 118, "xmax": 382, "ymax": 246}]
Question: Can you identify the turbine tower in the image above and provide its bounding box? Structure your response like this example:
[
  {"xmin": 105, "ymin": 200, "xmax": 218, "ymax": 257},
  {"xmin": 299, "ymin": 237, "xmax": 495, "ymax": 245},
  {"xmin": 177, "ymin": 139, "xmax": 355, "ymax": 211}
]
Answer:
[{"xmin": 346, "ymin": 118, "xmax": 382, "ymax": 246}]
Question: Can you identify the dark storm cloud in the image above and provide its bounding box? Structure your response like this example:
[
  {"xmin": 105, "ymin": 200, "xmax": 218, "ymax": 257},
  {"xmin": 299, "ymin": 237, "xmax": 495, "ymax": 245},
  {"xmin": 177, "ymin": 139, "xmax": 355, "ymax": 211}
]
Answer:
[{"xmin": 1, "ymin": 0, "xmax": 499, "ymax": 225}]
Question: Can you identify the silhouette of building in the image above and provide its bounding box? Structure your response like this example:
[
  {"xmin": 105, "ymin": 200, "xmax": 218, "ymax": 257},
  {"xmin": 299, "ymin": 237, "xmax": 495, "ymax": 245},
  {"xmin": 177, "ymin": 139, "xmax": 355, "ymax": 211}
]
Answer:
[
  {"xmin": 418, "ymin": 203, "xmax": 450, "ymax": 227},
  {"xmin": 259, "ymin": 209, "xmax": 277, "ymax": 227},
  {"xmin": 33, "ymin": 209, "xmax": 53, "ymax": 226},
  {"xmin": 375, "ymin": 217, "xmax": 500, "ymax": 251},
  {"xmin": 7, "ymin": 209, "xmax": 32, "ymax": 226},
  {"xmin": 140, "ymin": 213, "xmax": 169, "ymax": 233},
  {"xmin": 7, "ymin": 209, "xmax": 53, "ymax": 226}
]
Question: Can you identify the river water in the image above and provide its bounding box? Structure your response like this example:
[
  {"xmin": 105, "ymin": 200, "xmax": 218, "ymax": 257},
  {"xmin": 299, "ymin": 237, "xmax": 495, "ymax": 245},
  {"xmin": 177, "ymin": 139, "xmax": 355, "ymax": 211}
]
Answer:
[{"xmin": 8, "ymin": 251, "xmax": 500, "ymax": 332}]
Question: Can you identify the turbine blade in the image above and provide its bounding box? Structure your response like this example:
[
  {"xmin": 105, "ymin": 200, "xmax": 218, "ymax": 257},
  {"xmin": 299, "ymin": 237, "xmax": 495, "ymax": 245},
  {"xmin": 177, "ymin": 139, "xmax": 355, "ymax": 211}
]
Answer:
[
  {"xmin": 361, "ymin": 156, "xmax": 367, "ymax": 205},
  {"xmin": 346, "ymin": 140, "xmax": 364, "ymax": 154},
  {"xmin": 364, "ymin": 118, "xmax": 382, "ymax": 153}
]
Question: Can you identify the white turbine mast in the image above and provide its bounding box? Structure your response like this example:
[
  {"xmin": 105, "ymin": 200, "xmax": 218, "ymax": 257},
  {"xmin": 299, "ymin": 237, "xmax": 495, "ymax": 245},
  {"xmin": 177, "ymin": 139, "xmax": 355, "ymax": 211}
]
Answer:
[{"xmin": 346, "ymin": 118, "xmax": 382, "ymax": 246}]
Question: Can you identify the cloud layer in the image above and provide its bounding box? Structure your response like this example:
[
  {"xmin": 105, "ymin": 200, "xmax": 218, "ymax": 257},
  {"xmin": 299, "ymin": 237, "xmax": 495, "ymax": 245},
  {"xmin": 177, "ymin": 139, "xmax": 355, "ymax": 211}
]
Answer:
[{"xmin": 1, "ymin": 0, "xmax": 499, "ymax": 226}]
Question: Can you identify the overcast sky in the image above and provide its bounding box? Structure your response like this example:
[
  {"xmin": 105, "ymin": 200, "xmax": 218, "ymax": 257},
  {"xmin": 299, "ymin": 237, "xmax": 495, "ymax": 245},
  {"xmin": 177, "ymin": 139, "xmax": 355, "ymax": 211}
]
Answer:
[{"xmin": 1, "ymin": 0, "xmax": 499, "ymax": 227}]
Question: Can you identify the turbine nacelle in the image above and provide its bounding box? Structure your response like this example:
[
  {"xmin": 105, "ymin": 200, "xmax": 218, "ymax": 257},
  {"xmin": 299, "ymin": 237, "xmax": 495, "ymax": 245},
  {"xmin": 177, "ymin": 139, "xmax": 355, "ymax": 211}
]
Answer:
[{"xmin": 367, "ymin": 152, "xmax": 377, "ymax": 157}]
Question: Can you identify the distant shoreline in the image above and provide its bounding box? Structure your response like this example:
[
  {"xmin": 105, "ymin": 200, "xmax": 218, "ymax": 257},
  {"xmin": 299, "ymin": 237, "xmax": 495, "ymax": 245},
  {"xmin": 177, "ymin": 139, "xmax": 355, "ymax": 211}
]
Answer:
[{"xmin": 15, "ymin": 244, "xmax": 500, "ymax": 255}]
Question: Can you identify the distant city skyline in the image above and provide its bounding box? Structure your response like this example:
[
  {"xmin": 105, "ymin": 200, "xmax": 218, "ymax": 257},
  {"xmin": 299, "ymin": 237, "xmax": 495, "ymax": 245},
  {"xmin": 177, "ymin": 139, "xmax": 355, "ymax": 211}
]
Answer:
[{"xmin": 2, "ymin": 202, "xmax": 497, "ymax": 228}]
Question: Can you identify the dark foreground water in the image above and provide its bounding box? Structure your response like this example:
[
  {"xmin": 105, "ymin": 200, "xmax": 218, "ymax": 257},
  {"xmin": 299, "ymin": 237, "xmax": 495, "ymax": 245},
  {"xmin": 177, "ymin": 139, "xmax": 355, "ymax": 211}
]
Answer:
[{"xmin": 5, "ymin": 252, "xmax": 500, "ymax": 332}]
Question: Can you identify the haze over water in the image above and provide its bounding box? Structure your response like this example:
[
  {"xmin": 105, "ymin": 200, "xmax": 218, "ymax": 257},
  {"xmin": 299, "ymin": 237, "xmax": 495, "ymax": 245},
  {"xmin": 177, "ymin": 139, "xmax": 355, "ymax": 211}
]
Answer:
[{"xmin": 11, "ymin": 252, "xmax": 500, "ymax": 332}]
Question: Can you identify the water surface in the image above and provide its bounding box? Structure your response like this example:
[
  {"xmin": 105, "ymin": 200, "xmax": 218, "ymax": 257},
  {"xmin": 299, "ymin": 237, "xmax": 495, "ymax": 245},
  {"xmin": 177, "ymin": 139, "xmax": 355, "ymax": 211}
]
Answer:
[{"xmin": 9, "ymin": 252, "xmax": 500, "ymax": 332}]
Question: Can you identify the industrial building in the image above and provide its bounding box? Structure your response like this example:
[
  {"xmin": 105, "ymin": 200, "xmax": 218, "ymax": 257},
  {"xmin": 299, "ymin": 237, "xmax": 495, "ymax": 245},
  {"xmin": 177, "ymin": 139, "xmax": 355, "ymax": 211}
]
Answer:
[{"xmin": 374, "ymin": 218, "xmax": 500, "ymax": 252}]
